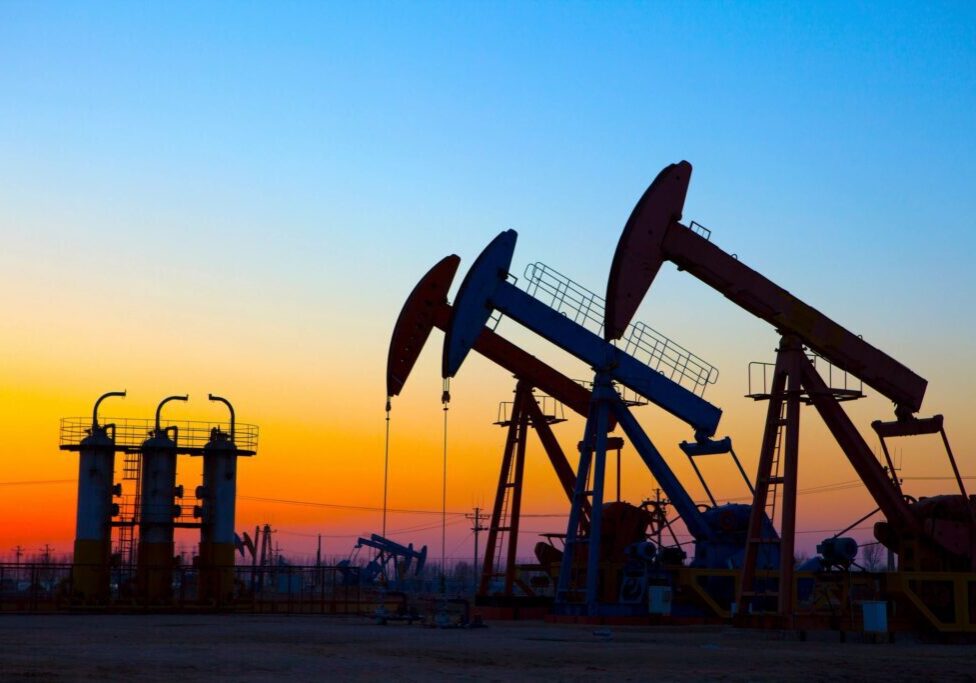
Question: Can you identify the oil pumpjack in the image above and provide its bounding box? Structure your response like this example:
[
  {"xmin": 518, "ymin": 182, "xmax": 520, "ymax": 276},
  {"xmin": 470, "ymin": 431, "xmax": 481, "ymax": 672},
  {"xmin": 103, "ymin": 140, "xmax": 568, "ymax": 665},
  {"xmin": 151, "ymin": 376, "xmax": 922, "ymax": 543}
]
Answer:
[
  {"xmin": 440, "ymin": 230, "xmax": 779, "ymax": 616},
  {"xmin": 609, "ymin": 161, "xmax": 975, "ymax": 632},
  {"xmin": 389, "ymin": 253, "xmax": 770, "ymax": 616}
]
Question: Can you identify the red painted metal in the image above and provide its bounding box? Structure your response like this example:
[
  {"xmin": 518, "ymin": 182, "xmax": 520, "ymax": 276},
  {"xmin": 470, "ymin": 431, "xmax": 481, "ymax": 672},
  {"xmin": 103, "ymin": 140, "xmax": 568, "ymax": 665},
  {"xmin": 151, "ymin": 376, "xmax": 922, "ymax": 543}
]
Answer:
[
  {"xmin": 389, "ymin": 258, "xmax": 609, "ymax": 600},
  {"xmin": 605, "ymin": 161, "xmax": 692, "ymax": 341},
  {"xmin": 388, "ymin": 257, "xmax": 613, "ymax": 425},
  {"xmin": 777, "ymin": 341, "xmax": 803, "ymax": 617},
  {"xmin": 505, "ymin": 387, "xmax": 530, "ymax": 595},
  {"xmin": 740, "ymin": 336, "xmax": 976, "ymax": 614},
  {"xmin": 660, "ymin": 224, "xmax": 927, "ymax": 414},
  {"xmin": 606, "ymin": 162, "xmax": 927, "ymax": 414},
  {"xmin": 738, "ymin": 340, "xmax": 790, "ymax": 611},
  {"xmin": 608, "ymin": 163, "xmax": 976, "ymax": 626},
  {"xmin": 387, "ymin": 255, "xmax": 461, "ymax": 398},
  {"xmin": 800, "ymin": 358, "xmax": 919, "ymax": 535},
  {"xmin": 873, "ymin": 415, "xmax": 975, "ymax": 529},
  {"xmin": 480, "ymin": 384, "xmax": 529, "ymax": 596},
  {"xmin": 479, "ymin": 382, "xmax": 591, "ymax": 598},
  {"xmin": 523, "ymin": 394, "xmax": 592, "ymax": 527}
]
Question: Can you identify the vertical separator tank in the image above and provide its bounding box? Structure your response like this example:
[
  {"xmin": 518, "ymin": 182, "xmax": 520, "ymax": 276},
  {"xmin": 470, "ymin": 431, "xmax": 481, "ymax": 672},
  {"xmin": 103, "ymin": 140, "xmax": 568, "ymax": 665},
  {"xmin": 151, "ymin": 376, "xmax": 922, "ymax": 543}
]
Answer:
[
  {"xmin": 137, "ymin": 395, "xmax": 186, "ymax": 603},
  {"xmin": 194, "ymin": 394, "xmax": 242, "ymax": 604},
  {"xmin": 72, "ymin": 391, "xmax": 126, "ymax": 602}
]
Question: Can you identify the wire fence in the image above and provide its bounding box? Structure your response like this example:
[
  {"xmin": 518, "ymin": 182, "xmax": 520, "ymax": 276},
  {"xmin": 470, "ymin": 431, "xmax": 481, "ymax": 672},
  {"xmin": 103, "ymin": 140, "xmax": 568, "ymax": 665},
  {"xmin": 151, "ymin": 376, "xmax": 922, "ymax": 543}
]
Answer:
[{"xmin": 0, "ymin": 562, "xmax": 479, "ymax": 613}]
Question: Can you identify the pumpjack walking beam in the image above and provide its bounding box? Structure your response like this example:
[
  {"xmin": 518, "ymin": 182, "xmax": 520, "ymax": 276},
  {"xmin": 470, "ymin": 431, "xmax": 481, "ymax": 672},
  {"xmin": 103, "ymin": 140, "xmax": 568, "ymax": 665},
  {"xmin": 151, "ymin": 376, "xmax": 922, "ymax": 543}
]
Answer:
[{"xmin": 604, "ymin": 161, "xmax": 926, "ymax": 416}]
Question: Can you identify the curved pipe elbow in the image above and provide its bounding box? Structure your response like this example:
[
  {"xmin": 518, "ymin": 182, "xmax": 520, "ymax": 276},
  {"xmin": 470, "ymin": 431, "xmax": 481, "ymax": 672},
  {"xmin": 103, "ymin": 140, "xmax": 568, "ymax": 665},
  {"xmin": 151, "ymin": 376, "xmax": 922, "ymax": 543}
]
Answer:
[
  {"xmin": 155, "ymin": 394, "xmax": 189, "ymax": 432},
  {"xmin": 208, "ymin": 393, "xmax": 235, "ymax": 440}
]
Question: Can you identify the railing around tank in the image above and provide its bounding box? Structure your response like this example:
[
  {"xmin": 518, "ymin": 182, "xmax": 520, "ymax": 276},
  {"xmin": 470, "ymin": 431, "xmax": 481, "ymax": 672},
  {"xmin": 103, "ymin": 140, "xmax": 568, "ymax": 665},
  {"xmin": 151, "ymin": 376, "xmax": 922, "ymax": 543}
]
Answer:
[{"xmin": 59, "ymin": 417, "xmax": 259, "ymax": 454}]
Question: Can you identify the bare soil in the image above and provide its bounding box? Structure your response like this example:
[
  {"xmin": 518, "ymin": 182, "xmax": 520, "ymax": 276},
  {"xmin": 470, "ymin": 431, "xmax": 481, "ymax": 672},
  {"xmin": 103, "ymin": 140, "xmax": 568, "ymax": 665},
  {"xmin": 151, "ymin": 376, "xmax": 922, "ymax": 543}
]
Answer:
[{"xmin": 0, "ymin": 614, "xmax": 973, "ymax": 681}]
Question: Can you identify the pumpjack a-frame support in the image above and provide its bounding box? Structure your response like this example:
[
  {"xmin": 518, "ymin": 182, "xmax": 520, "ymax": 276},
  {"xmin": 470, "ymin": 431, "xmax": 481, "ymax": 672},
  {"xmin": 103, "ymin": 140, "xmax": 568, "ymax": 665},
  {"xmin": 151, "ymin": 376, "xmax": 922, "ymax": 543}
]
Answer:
[
  {"xmin": 479, "ymin": 380, "xmax": 603, "ymax": 598},
  {"xmin": 607, "ymin": 160, "xmax": 976, "ymax": 631},
  {"xmin": 737, "ymin": 335, "xmax": 900, "ymax": 619}
]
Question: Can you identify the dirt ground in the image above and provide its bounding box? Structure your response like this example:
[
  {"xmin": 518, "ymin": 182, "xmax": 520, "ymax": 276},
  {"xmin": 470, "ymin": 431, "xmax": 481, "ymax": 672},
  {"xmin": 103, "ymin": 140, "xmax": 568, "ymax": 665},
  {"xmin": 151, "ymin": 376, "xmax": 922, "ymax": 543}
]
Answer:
[{"xmin": 1, "ymin": 614, "xmax": 974, "ymax": 682}]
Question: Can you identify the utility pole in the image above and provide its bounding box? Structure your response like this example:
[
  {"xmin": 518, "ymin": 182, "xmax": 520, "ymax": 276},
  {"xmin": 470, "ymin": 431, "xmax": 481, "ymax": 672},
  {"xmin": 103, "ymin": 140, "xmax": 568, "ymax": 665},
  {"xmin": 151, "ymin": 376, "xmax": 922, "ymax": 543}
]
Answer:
[
  {"xmin": 316, "ymin": 534, "xmax": 322, "ymax": 567},
  {"xmin": 465, "ymin": 507, "xmax": 487, "ymax": 595},
  {"xmin": 641, "ymin": 488, "xmax": 669, "ymax": 549},
  {"xmin": 655, "ymin": 489, "xmax": 667, "ymax": 548},
  {"xmin": 40, "ymin": 544, "xmax": 53, "ymax": 565},
  {"xmin": 11, "ymin": 545, "xmax": 24, "ymax": 581}
]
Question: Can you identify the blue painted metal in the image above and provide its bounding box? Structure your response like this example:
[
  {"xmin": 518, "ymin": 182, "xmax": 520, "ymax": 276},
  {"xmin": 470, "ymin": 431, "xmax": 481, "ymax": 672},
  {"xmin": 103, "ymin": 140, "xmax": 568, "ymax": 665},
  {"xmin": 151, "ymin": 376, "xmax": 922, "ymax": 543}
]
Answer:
[
  {"xmin": 337, "ymin": 533, "xmax": 428, "ymax": 588},
  {"xmin": 445, "ymin": 229, "xmax": 777, "ymax": 613},
  {"xmin": 695, "ymin": 504, "xmax": 779, "ymax": 569},
  {"xmin": 555, "ymin": 376, "xmax": 606, "ymax": 606},
  {"xmin": 609, "ymin": 395, "xmax": 712, "ymax": 541},
  {"xmin": 443, "ymin": 230, "xmax": 721, "ymax": 438},
  {"xmin": 442, "ymin": 230, "xmax": 516, "ymax": 379},
  {"xmin": 491, "ymin": 281, "xmax": 721, "ymax": 438},
  {"xmin": 555, "ymin": 374, "xmax": 778, "ymax": 609}
]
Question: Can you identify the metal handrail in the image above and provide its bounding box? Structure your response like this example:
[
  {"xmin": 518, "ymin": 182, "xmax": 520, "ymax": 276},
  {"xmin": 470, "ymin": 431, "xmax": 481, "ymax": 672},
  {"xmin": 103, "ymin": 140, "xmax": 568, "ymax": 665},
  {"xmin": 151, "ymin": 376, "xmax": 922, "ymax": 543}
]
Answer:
[
  {"xmin": 59, "ymin": 417, "xmax": 259, "ymax": 453},
  {"xmin": 522, "ymin": 262, "xmax": 720, "ymax": 396}
]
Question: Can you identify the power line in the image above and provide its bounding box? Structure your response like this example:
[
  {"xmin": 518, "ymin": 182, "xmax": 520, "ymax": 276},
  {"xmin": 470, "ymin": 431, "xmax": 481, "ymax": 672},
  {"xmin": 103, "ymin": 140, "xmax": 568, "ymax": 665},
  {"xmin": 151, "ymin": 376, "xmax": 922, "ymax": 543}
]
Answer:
[
  {"xmin": 238, "ymin": 494, "xmax": 467, "ymax": 516},
  {"xmin": 903, "ymin": 476, "xmax": 976, "ymax": 481},
  {"xmin": 275, "ymin": 517, "xmax": 469, "ymax": 541},
  {"xmin": 0, "ymin": 479, "xmax": 74, "ymax": 487},
  {"xmin": 245, "ymin": 475, "xmax": 931, "ymax": 521}
]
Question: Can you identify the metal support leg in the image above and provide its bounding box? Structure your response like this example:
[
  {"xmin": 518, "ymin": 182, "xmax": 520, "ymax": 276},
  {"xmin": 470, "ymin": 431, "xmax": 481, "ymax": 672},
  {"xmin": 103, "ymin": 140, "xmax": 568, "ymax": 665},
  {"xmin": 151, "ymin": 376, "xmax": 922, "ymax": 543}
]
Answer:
[
  {"xmin": 585, "ymin": 388, "xmax": 611, "ymax": 610},
  {"xmin": 479, "ymin": 384, "xmax": 529, "ymax": 596},
  {"xmin": 738, "ymin": 341, "xmax": 790, "ymax": 610},
  {"xmin": 525, "ymin": 396, "xmax": 591, "ymax": 530},
  {"xmin": 778, "ymin": 349, "xmax": 803, "ymax": 618},
  {"xmin": 504, "ymin": 397, "xmax": 530, "ymax": 595}
]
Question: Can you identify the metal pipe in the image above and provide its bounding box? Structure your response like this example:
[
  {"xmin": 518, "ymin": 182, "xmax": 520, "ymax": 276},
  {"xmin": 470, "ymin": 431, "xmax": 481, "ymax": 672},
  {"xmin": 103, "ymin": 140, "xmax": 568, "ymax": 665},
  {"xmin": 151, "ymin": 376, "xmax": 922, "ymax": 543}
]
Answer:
[
  {"xmin": 155, "ymin": 395, "xmax": 188, "ymax": 433},
  {"xmin": 831, "ymin": 507, "xmax": 881, "ymax": 540},
  {"xmin": 208, "ymin": 393, "xmax": 235, "ymax": 440},
  {"xmin": 92, "ymin": 390, "xmax": 126, "ymax": 429},
  {"xmin": 938, "ymin": 427, "xmax": 976, "ymax": 525}
]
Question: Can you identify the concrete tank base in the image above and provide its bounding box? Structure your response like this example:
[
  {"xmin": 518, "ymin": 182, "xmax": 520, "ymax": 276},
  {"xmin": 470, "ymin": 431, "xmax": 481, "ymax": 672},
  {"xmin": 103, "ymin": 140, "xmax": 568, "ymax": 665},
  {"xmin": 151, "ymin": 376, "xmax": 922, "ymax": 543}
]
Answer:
[
  {"xmin": 72, "ymin": 538, "xmax": 112, "ymax": 602},
  {"xmin": 198, "ymin": 542, "xmax": 236, "ymax": 605},
  {"xmin": 137, "ymin": 542, "xmax": 175, "ymax": 603}
]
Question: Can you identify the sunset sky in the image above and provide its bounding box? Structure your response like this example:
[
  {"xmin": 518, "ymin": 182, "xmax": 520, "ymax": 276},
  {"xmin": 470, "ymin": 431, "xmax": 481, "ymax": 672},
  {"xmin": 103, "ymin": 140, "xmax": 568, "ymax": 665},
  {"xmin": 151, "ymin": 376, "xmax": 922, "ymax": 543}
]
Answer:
[{"xmin": 1, "ymin": 3, "xmax": 974, "ymax": 565}]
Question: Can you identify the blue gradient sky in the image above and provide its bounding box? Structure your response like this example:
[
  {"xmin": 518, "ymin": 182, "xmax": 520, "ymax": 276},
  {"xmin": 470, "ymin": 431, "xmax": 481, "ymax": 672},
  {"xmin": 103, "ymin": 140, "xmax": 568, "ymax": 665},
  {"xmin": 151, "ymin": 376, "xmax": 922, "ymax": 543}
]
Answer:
[{"xmin": 1, "ymin": 2, "xmax": 974, "ymax": 558}]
